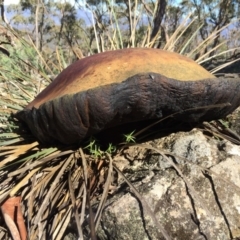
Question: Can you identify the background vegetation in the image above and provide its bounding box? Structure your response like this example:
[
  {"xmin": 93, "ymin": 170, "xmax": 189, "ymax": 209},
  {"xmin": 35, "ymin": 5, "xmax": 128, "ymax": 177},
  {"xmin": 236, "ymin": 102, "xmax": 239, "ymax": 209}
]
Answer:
[{"xmin": 2, "ymin": 0, "xmax": 240, "ymax": 73}]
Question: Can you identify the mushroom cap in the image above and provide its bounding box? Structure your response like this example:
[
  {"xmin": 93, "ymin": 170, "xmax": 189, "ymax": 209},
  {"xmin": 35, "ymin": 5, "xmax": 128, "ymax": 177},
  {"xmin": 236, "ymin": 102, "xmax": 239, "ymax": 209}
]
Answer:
[
  {"xmin": 26, "ymin": 48, "xmax": 215, "ymax": 109},
  {"xmin": 16, "ymin": 48, "xmax": 240, "ymax": 145}
]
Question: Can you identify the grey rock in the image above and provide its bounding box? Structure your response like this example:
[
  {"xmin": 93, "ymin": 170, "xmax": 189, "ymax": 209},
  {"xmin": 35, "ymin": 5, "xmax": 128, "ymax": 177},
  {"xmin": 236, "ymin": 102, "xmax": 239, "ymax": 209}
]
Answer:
[{"xmin": 97, "ymin": 129, "xmax": 240, "ymax": 240}]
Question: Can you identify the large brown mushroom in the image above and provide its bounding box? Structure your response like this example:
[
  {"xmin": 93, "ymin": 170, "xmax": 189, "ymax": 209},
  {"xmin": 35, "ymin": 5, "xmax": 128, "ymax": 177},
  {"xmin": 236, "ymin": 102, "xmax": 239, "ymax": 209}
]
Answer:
[{"xmin": 16, "ymin": 48, "xmax": 240, "ymax": 145}]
